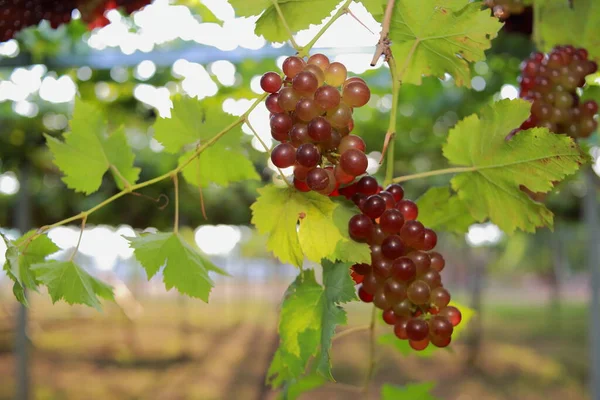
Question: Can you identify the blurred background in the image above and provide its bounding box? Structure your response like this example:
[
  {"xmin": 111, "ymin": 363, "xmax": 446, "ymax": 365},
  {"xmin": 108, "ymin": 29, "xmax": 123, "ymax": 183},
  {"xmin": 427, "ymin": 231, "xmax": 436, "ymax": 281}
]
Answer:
[{"xmin": 0, "ymin": 1, "xmax": 598, "ymax": 399}]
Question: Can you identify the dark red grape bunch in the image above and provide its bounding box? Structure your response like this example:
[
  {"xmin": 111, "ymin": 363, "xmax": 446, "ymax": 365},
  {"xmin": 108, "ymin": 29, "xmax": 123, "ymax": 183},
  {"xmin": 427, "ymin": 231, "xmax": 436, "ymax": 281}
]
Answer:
[
  {"xmin": 343, "ymin": 177, "xmax": 461, "ymax": 351},
  {"xmin": 260, "ymin": 53, "xmax": 372, "ymax": 196},
  {"xmin": 516, "ymin": 45, "xmax": 598, "ymax": 138},
  {"xmin": 484, "ymin": 0, "xmax": 525, "ymax": 20}
]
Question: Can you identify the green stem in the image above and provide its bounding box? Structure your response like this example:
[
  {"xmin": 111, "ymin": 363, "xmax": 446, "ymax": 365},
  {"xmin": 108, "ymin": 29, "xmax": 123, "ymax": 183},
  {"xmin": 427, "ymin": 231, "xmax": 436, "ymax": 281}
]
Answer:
[
  {"xmin": 533, "ymin": 0, "xmax": 543, "ymax": 50},
  {"xmin": 271, "ymin": 0, "xmax": 300, "ymax": 50},
  {"xmin": 298, "ymin": 0, "xmax": 352, "ymax": 57},
  {"xmin": 69, "ymin": 215, "xmax": 87, "ymax": 261},
  {"xmin": 173, "ymin": 173, "xmax": 180, "ymax": 233},
  {"xmin": 383, "ymin": 55, "xmax": 400, "ymax": 186},
  {"xmin": 363, "ymin": 306, "xmax": 377, "ymax": 398},
  {"xmin": 332, "ymin": 324, "xmax": 370, "ymax": 342},
  {"xmin": 392, "ymin": 166, "xmax": 475, "ymax": 183}
]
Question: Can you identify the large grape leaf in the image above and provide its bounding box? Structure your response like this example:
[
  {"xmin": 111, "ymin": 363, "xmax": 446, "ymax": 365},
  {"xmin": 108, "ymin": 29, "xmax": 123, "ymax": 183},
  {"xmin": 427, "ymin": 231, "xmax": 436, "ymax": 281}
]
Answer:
[
  {"xmin": 415, "ymin": 187, "xmax": 475, "ymax": 234},
  {"xmin": 228, "ymin": 0, "xmax": 339, "ymax": 43},
  {"xmin": 127, "ymin": 232, "xmax": 227, "ymax": 302},
  {"xmin": 3, "ymin": 232, "xmax": 60, "ymax": 306},
  {"xmin": 178, "ymin": 145, "xmax": 259, "ymax": 188},
  {"xmin": 388, "ymin": 1, "xmax": 502, "ymax": 87},
  {"xmin": 267, "ymin": 262, "xmax": 357, "ymax": 387},
  {"xmin": 251, "ymin": 185, "xmax": 370, "ymax": 267},
  {"xmin": 442, "ymin": 99, "xmax": 585, "ymax": 234},
  {"xmin": 153, "ymin": 96, "xmax": 241, "ymax": 153},
  {"xmin": 537, "ymin": 0, "xmax": 600, "ymax": 61},
  {"xmin": 31, "ymin": 261, "xmax": 114, "ymax": 310},
  {"xmin": 45, "ymin": 99, "xmax": 140, "ymax": 194},
  {"xmin": 283, "ymin": 373, "xmax": 326, "ymax": 400},
  {"xmin": 381, "ymin": 382, "xmax": 438, "ymax": 400}
]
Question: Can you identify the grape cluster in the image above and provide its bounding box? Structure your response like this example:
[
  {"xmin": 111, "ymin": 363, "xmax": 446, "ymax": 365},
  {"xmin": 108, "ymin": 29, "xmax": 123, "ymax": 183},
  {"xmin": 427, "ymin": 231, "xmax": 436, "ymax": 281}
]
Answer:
[
  {"xmin": 484, "ymin": 0, "xmax": 526, "ymax": 20},
  {"xmin": 342, "ymin": 176, "xmax": 462, "ymax": 351},
  {"xmin": 261, "ymin": 54, "xmax": 371, "ymax": 195},
  {"xmin": 518, "ymin": 45, "xmax": 598, "ymax": 138}
]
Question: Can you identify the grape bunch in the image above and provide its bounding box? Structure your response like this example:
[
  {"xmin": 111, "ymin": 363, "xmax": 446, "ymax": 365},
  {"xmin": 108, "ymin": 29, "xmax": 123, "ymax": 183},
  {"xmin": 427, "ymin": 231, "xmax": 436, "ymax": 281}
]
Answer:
[
  {"xmin": 484, "ymin": 0, "xmax": 526, "ymax": 20},
  {"xmin": 260, "ymin": 54, "xmax": 372, "ymax": 195},
  {"xmin": 342, "ymin": 176, "xmax": 462, "ymax": 351},
  {"xmin": 517, "ymin": 45, "xmax": 598, "ymax": 138}
]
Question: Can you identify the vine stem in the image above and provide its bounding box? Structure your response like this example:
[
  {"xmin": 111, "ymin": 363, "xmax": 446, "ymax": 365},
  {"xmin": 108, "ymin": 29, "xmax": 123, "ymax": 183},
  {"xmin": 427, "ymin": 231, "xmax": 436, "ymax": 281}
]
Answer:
[
  {"xmin": 173, "ymin": 173, "xmax": 180, "ymax": 233},
  {"xmin": 362, "ymin": 306, "xmax": 377, "ymax": 398},
  {"xmin": 271, "ymin": 0, "xmax": 300, "ymax": 51},
  {"xmin": 332, "ymin": 324, "xmax": 370, "ymax": 342},
  {"xmin": 392, "ymin": 166, "xmax": 476, "ymax": 183},
  {"xmin": 69, "ymin": 214, "xmax": 87, "ymax": 261},
  {"xmin": 382, "ymin": 56, "xmax": 400, "ymax": 186},
  {"xmin": 370, "ymin": 0, "xmax": 395, "ymax": 66},
  {"xmin": 17, "ymin": 93, "xmax": 268, "ymax": 249},
  {"xmin": 297, "ymin": 0, "xmax": 352, "ymax": 57}
]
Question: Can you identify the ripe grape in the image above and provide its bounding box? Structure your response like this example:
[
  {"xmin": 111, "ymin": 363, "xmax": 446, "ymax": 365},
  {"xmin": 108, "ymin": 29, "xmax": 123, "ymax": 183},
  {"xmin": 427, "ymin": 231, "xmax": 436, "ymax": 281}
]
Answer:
[
  {"xmin": 394, "ymin": 317, "xmax": 409, "ymax": 339},
  {"xmin": 430, "ymin": 335, "xmax": 451, "ymax": 348},
  {"xmin": 289, "ymin": 124, "xmax": 310, "ymax": 147},
  {"xmin": 431, "ymin": 287, "xmax": 451, "ymax": 308},
  {"xmin": 308, "ymin": 53, "xmax": 330, "ymax": 71},
  {"xmin": 384, "ymin": 279, "xmax": 407, "ymax": 302},
  {"xmin": 400, "ymin": 220, "xmax": 425, "ymax": 247},
  {"xmin": 368, "ymin": 225, "xmax": 386, "ymax": 245},
  {"xmin": 294, "ymin": 178, "xmax": 310, "ymax": 192},
  {"xmin": 373, "ymin": 288, "xmax": 392, "ymax": 309},
  {"xmin": 352, "ymin": 193, "xmax": 367, "ymax": 209},
  {"xmin": 409, "ymin": 338, "xmax": 430, "ymax": 351},
  {"xmin": 396, "ymin": 200, "xmax": 418, "ymax": 220},
  {"xmin": 271, "ymin": 143, "xmax": 296, "ymax": 168},
  {"xmin": 270, "ymin": 113, "xmax": 293, "ymax": 136},
  {"xmin": 363, "ymin": 195, "xmax": 386, "ymax": 219},
  {"xmin": 260, "ymin": 72, "xmax": 282, "ymax": 93},
  {"xmin": 379, "ymin": 209, "xmax": 404, "ymax": 234},
  {"xmin": 293, "ymin": 164, "xmax": 311, "ymax": 181},
  {"xmin": 304, "ymin": 64, "xmax": 325, "ymax": 86},
  {"xmin": 278, "ymin": 87, "xmax": 300, "ymax": 112},
  {"xmin": 429, "ymin": 316, "xmax": 453, "ymax": 339},
  {"xmin": 342, "ymin": 81, "xmax": 371, "ymax": 107},
  {"xmin": 419, "ymin": 229, "xmax": 437, "ymax": 251},
  {"xmin": 362, "ymin": 272, "xmax": 382, "ymax": 294},
  {"xmin": 407, "ymin": 251, "xmax": 431, "ymax": 276},
  {"xmin": 358, "ymin": 286, "xmax": 374, "ymax": 302},
  {"xmin": 295, "ymin": 98, "xmax": 320, "ymax": 122},
  {"xmin": 308, "ymin": 117, "xmax": 332, "ymax": 143},
  {"xmin": 429, "ymin": 252, "xmax": 445, "ymax": 272},
  {"xmin": 348, "ymin": 214, "xmax": 373, "ymax": 241},
  {"xmin": 293, "ymin": 71, "xmax": 319, "ymax": 96},
  {"xmin": 373, "ymin": 258, "xmax": 393, "ymax": 278},
  {"xmin": 334, "ymin": 165, "xmax": 355, "ymax": 184},
  {"xmin": 407, "ymin": 280, "xmax": 431, "ymax": 305},
  {"xmin": 296, "ymin": 143, "xmax": 321, "ymax": 168},
  {"xmin": 325, "ymin": 62, "xmax": 348, "ymax": 87},
  {"xmin": 340, "ymin": 149, "xmax": 368, "ymax": 176},
  {"xmin": 382, "ymin": 309, "xmax": 397, "ymax": 325},
  {"xmin": 379, "ymin": 192, "xmax": 396, "ymax": 209},
  {"xmin": 283, "ymin": 56, "xmax": 306, "ymax": 79},
  {"xmin": 381, "ymin": 235, "xmax": 404, "ymax": 260},
  {"xmin": 406, "ymin": 318, "xmax": 429, "ymax": 341},
  {"xmin": 306, "ymin": 168, "xmax": 330, "ymax": 191},
  {"xmin": 392, "ymin": 257, "xmax": 416, "ymax": 281},
  {"xmin": 355, "ymin": 176, "xmax": 378, "ymax": 195},
  {"xmin": 393, "ymin": 299, "xmax": 413, "ymax": 317},
  {"xmin": 314, "ymin": 85, "xmax": 341, "ymax": 110},
  {"xmin": 338, "ymin": 135, "xmax": 366, "ymax": 155},
  {"xmin": 439, "ymin": 306, "xmax": 462, "ymax": 326},
  {"xmin": 420, "ymin": 269, "xmax": 441, "ymax": 289},
  {"xmin": 266, "ymin": 93, "xmax": 284, "ymax": 114},
  {"xmin": 327, "ymin": 103, "xmax": 353, "ymax": 129}
]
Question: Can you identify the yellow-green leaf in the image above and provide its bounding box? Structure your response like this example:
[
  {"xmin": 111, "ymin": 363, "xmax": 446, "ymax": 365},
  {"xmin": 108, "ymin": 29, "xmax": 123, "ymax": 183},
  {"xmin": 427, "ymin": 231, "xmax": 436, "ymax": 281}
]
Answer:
[{"xmin": 416, "ymin": 187, "xmax": 475, "ymax": 233}]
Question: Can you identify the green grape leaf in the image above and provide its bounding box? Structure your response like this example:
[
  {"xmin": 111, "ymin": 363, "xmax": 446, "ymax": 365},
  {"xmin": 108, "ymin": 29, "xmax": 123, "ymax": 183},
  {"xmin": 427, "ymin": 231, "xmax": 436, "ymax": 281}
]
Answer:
[
  {"xmin": 3, "ymin": 232, "xmax": 60, "ymax": 306},
  {"xmin": 267, "ymin": 262, "xmax": 357, "ymax": 387},
  {"xmin": 251, "ymin": 185, "xmax": 370, "ymax": 267},
  {"xmin": 381, "ymin": 382, "xmax": 438, "ymax": 400},
  {"xmin": 443, "ymin": 99, "xmax": 585, "ymax": 234},
  {"xmin": 228, "ymin": 0, "xmax": 339, "ymax": 43},
  {"xmin": 388, "ymin": 1, "xmax": 502, "ymax": 86},
  {"xmin": 537, "ymin": 0, "xmax": 600, "ymax": 61},
  {"xmin": 152, "ymin": 96, "xmax": 241, "ymax": 153},
  {"xmin": 283, "ymin": 373, "xmax": 326, "ymax": 400},
  {"xmin": 45, "ymin": 99, "xmax": 140, "ymax": 194},
  {"xmin": 31, "ymin": 261, "xmax": 114, "ymax": 310},
  {"xmin": 416, "ymin": 187, "xmax": 475, "ymax": 233},
  {"xmin": 179, "ymin": 144, "xmax": 259, "ymax": 188},
  {"xmin": 127, "ymin": 232, "xmax": 227, "ymax": 302},
  {"xmin": 176, "ymin": 0, "xmax": 223, "ymax": 25}
]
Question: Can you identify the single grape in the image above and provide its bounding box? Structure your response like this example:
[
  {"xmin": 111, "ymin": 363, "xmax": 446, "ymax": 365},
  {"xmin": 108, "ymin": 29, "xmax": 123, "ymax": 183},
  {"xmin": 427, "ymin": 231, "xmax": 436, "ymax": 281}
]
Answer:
[
  {"xmin": 306, "ymin": 168, "xmax": 330, "ymax": 191},
  {"xmin": 580, "ymin": 118, "xmax": 598, "ymax": 137},
  {"xmin": 373, "ymin": 288, "xmax": 392, "ymax": 310},
  {"xmin": 325, "ymin": 62, "xmax": 348, "ymax": 86},
  {"xmin": 270, "ymin": 113, "xmax": 293, "ymax": 136},
  {"xmin": 339, "ymin": 135, "xmax": 366, "ymax": 154},
  {"xmin": 308, "ymin": 53, "xmax": 330, "ymax": 71},
  {"xmin": 439, "ymin": 306, "xmax": 462, "ymax": 326},
  {"xmin": 260, "ymin": 72, "xmax": 282, "ymax": 93},
  {"xmin": 429, "ymin": 316, "xmax": 454, "ymax": 339},
  {"xmin": 531, "ymin": 101, "xmax": 552, "ymax": 119},
  {"xmin": 379, "ymin": 192, "xmax": 396, "ymax": 209},
  {"xmin": 373, "ymin": 258, "xmax": 393, "ymax": 278},
  {"xmin": 577, "ymin": 48, "xmax": 589, "ymax": 59},
  {"xmin": 289, "ymin": 124, "xmax": 310, "ymax": 147},
  {"xmin": 368, "ymin": 225, "xmax": 386, "ymax": 245},
  {"xmin": 396, "ymin": 200, "xmax": 418, "ymax": 220},
  {"xmin": 343, "ymin": 77, "xmax": 366, "ymax": 88},
  {"xmin": 430, "ymin": 335, "xmax": 451, "ymax": 348},
  {"xmin": 266, "ymin": 93, "xmax": 284, "ymax": 114},
  {"xmin": 282, "ymin": 56, "xmax": 306, "ymax": 79},
  {"xmin": 322, "ymin": 129, "xmax": 342, "ymax": 151},
  {"xmin": 409, "ymin": 338, "xmax": 430, "ymax": 351},
  {"xmin": 582, "ymin": 100, "xmax": 599, "ymax": 115},
  {"xmin": 271, "ymin": 143, "xmax": 296, "ymax": 169},
  {"xmin": 431, "ymin": 287, "xmax": 451, "ymax": 308},
  {"xmin": 334, "ymin": 165, "xmax": 355, "ymax": 184},
  {"xmin": 394, "ymin": 317, "xmax": 410, "ymax": 339},
  {"xmin": 294, "ymin": 178, "xmax": 310, "ymax": 192},
  {"xmin": 420, "ymin": 269, "xmax": 441, "ymax": 289},
  {"xmin": 292, "ymin": 71, "xmax": 319, "ymax": 96},
  {"xmin": 296, "ymin": 143, "xmax": 321, "ymax": 168},
  {"xmin": 358, "ymin": 285, "xmax": 374, "ymax": 303},
  {"xmin": 327, "ymin": 103, "xmax": 353, "ymax": 129},
  {"xmin": 382, "ymin": 309, "xmax": 397, "ymax": 325},
  {"xmin": 352, "ymin": 193, "xmax": 367, "ymax": 209},
  {"xmin": 554, "ymin": 92, "xmax": 575, "ymax": 109},
  {"xmin": 340, "ymin": 149, "xmax": 368, "ymax": 176},
  {"xmin": 393, "ymin": 299, "xmax": 413, "ymax": 317},
  {"xmin": 407, "ymin": 251, "xmax": 431, "ymax": 276},
  {"xmin": 362, "ymin": 272, "xmax": 382, "ymax": 294},
  {"xmin": 342, "ymin": 81, "xmax": 371, "ymax": 107},
  {"xmin": 304, "ymin": 64, "xmax": 325, "ymax": 86},
  {"xmin": 400, "ymin": 220, "xmax": 425, "ymax": 247},
  {"xmin": 370, "ymin": 244, "xmax": 383, "ymax": 263},
  {"xmin": 313, "ymin": 85, "xmax": 341, "ymax": 111},
  {"xmin": 406, "ymin": 318, "xmax": 429, "ymax": 341},
  {"xmin": 295, "ymin": 98, "xmax": 320, "ymax": 122},
  {"xmin": 381, "ymin": 235, "xmax": 404, "ymax": 260},
  {"xmin": 385, "ymin": 184, "xmax": 404, "ymax": 202},
  {"xmin": 407, "ymin": 280, "xmax": 431, "ymax": 305},
  {"xmin": 419, "ymin": 229, "xmax": 437, "ymax": 251},
  {"xmin": 392, "ymin": 257, "xmax": 416, "ymax": 281},
  {"xmin": 308, "ymin": 117, "xmax": 332, "ymax": 143},
  {"xmin": 348, "ymin": 214, "xmax": 374, "ymax": 242},
  {"xmin": 318, "ymin": 167, "xmax": 337, "ymax": 195},
  {"xmin": 384, "ymin": 278, "xmax": 407, "ymax": 302},
  {"xmin": 278, "ymin": 87, "xmax": 300, "ymax": 112},
  {"xmin": 294, "ymin": 164, "xmax": 311, "ymax": 181},
  {"xmin": 379, "ymin": 209, "xmax": 404, "ymax": 234},
  {"xmin": 363, "ymin": 195, "xmax": 386, "ymax": 219}
]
